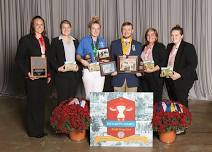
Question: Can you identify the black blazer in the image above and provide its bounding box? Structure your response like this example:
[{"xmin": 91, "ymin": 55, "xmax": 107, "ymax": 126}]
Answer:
[
  {"xmin": 15, "ymin": 34, "xmax": 51, "ymax": 77},
  {"xmin": 166, "ymin": 40, "xmax": 198, "ymax": 89},
  {"xmin": 142, "ymin": 42, "xmax": 166, "ymax": 68},
  {"xmin": 49, "ymin": 37, "xmax": 79, "ymax": 72}
]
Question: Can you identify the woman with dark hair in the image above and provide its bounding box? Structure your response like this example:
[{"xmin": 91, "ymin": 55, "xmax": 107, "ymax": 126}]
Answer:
[
  {"xmin": 49, "ymin": 20, "xmax": 79, "ymax": 103},
  {"xmin": 15, "ymin": 16, "xmax": 51, "ymax": 138},
  {"xmin": 76, "ymin": 16, "xmax": 106, "ymax": 100},
  {"xmin": 165, "ymin": 25, "xmax": 198, "ymax": 109},
  {"xmin": 139, "ymin": 28, "xmax": 166, "ymax": 103}
]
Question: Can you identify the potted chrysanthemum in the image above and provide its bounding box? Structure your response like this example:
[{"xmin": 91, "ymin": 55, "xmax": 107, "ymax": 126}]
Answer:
[
  {"xmin": 152, "ymin": 100, "xmax": 192, "ymax": 144},
  {"xmin": 50, "ymin": 98, "xmax": 90, "ymax": 141}
]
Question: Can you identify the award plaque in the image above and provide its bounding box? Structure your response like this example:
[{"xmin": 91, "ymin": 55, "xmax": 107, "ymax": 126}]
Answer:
[
  {"xmin": 143, "ymin": 61, "xmax": 154, "ymax": 70},
  {"xmin": 89, "ymin": 62, "xmax": 100, "ymax": 72},
  {"xmin": 99, "ymin": 61, "xmax": 117, "ymax": 76},
  {"xmin": 117, "ymin": 55, "xmax": 139, "ymax": 73},
  {"xmin": 160, "ymin": 67, "xmax": 173, "ymax": 77},
  {"xmin": 30, "ymin": 56, "xmax": 47, "ymax": 78},
  {"xmin": 97, "ymin": 48, "xmax": 110, "ymax": 62},
  {"xmin": 64, "ymin": 62, "xmax": 78, "ymax": 72}
]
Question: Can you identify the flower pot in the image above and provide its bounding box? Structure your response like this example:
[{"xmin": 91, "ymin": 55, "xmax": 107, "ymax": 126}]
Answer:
[
  {"xmin": 159, "ymin": 131, "xmax": 176, "ymax": 144},
  {"xmin": 69, "ymin": 130, "xmax": 86, "ymax": 141}
]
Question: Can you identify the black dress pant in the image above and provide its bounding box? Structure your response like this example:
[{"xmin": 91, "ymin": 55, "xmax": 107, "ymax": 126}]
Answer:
[
  {"xmin": 55, "ymin": 72, "xmax": 78, "ymax": 103},
  {"xmin": 140, "ymin": 72, "xmax": 164, "ymax": 103},
  {"xmin": 165, "ymin": 78, "xmax": 194, "ymax": 108},
  {"xmin": 26, "ymin": 79, "xmax": 47, "ymax": 137}
]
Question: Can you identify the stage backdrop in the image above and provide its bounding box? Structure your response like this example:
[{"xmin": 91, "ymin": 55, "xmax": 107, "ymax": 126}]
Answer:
[{"xmin": 0, "ymin": 0, "xmax": 212, "ymax": 100}]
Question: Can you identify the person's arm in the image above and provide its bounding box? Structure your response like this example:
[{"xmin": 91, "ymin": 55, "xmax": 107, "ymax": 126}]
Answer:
[
  {"xmin": 177, "ymin": 43, "xmax": 198, "ymax": 79},
  {"xmin": 45, "ymin": 37, "xmax": 52, "ymax": 78},
  {"xmin": 49, "ymin": 38, "xmax": 60, "ymax": 72},
  {"xmin": 15, "ymin": 37, "xmax": 29, "ymax": 77},
  {"xmin": 110, "ymin": 41, "xmax": 117, "ymax": 76},
  {"xmin": 76, "ymin": 39, "xmax": 90, "ymax": 67}
]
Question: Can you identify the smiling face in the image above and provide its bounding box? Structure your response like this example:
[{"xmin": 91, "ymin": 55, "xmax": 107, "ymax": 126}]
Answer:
[
  {"xmin": 171, "ymin": 30, "xmax": 183, "ymax": 44},
  {"xmin": 61, "ymin": 23, "xmax": 71, "ymax": 36},
  {"xmin": 90, "ymin": 23, "xmax": 101, "ymax": 37},
  {"xmin": 146, "ymin": 30, "xmax": 158, "ymax": 44},
  {"xmin": 33, "ymin": 18, "xmax": 44, "ymax": 35},
  {"xmin": 122, "ymin": 25, "xmax": 133, "ymax": 39}
]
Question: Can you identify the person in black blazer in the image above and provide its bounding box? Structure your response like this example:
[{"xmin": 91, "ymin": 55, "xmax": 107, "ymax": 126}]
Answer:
[
  {"xmin": 15, "ymin": 16, "xmax": 51, "ymax": 138},
  {"xmin": 49, "ymin": 20, "xmax": 80, "ymax": 103},
  {"xmin": 139, "ymin": 28, "xmax": 166, "ymax": 103},
  {"xmin": 165, "ymin": 25, "xmax": 198, "ymax": 108}
]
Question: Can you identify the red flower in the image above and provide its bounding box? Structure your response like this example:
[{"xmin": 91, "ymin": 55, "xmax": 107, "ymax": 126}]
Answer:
[
  {"xmin": 152, "ymin": 100, "xmax": 192, "ymax": 133},
  {"xmin": 50, "ymin": 98, "xmax": 91, "ymax": 134}
]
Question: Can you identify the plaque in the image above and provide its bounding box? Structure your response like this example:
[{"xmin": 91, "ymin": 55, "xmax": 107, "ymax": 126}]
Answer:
[
  {"xmin": 30, "ymin": 56, "xmax": 47, "ymax": 78},
  {"xmin": 99, "ymin": 61, "xmax": 117, "ymax": 76},
  {"xmin": 143, "ymin": 61, "xmax": 155, "ymax": 70},
  {"xmin": 117, "ymin": 55, "xmax": 139, "ymax": 73},
  {"xmin": 160, "ymin": 67, "xmax": 174, "ymax": 77},
  {"xmin": 89, "ymin": 62, "xmax": 100, "ymax": 72},
  {"xmin": 97, "ymin": 48, "xmax": 110, "ymax": 62},
  {"xmin": 64, "ymin": 62, "xmax": 78, "ymax": 72}
]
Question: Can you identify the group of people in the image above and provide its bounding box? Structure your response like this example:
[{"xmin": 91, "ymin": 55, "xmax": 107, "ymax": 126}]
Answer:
[{"xmin": 15, "ymin": 16, "xmax": 198, "ymax": 138}]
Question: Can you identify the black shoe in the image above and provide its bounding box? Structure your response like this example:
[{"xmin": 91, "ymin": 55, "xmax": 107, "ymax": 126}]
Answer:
[{"xmin": 28, "ymin": 132, "xmax": 48, "ymax": 138}]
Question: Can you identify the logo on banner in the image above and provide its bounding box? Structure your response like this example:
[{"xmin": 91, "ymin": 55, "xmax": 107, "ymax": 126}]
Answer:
[{"xmin": 107, "ymin": 97, "xmax": 136, "ymax": 139}]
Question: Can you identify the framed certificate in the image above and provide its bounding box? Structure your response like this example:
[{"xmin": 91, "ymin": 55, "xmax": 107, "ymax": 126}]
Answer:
[
  {"xmin": 89, "ymin": 62, "xmax": 100, "ymax": 72},
  {"xmin": 99, "ymin": 61, "xmax": 117, "ymax": 76},
  {"xmin": 117, "ymin": 55, "xmax": 139, "ymax": 73},
  {"xmin": 64, "ymin": 62, "xmax": 78, "ymax": 72},
  {"xmin": 97, "ymin": 48, "xmax": 110, "ymax": 62},
  {"xmin": 30, "ymin": 56, "xmax": 47, "ymax": 78}
]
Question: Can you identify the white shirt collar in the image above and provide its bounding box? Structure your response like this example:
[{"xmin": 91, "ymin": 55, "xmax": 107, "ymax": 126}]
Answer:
[{"xmin": 59, "ymin": 35, "xmax": 75, "ymax": 41}]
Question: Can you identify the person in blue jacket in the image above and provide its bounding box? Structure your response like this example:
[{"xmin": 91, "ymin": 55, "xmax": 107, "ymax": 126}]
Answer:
[
  {"xmin": 76, "ymin": 16, "xmax": 106, "ymax": 99},
  {"xmin": 111, "ymin": 21, "xmax": 142, "ymax": 92}
]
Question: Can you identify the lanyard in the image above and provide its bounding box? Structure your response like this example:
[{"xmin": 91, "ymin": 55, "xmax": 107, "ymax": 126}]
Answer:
[{"xmin": 91, "ymin": 38, "xmax": 99, "ymax": 59}]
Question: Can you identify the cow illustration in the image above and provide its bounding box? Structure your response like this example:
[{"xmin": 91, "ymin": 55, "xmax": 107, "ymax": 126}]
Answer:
[{"xmin": 109, "ymin": 105, "xmax": 133, "ymax": 121}]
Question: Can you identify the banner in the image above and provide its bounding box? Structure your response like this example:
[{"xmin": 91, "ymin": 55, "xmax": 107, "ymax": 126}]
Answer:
[{"xmin": 90, "ymin": 92, "xmax": 153, "ymax": 147}]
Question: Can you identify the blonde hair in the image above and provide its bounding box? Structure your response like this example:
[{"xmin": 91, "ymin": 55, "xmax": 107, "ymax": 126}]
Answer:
[{"xmin": 88, "ymin": 16, "xmax": 101, "ymax": 29}]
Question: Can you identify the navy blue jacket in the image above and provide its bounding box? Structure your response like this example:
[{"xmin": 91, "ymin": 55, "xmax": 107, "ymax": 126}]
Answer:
[{"xmin": 111, "ymin": 39, "xmax": 142, "ymax": 87}]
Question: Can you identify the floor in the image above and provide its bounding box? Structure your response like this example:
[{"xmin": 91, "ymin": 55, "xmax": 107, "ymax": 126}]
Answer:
[{"xmin": 0, "ymin": 96, "xmax": 212, "ymax": 152}]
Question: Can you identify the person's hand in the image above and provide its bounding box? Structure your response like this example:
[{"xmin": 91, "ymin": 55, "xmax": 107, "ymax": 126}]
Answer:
[
  {"xmin": 81, "ymin": 59, "xmax": 90, "ymax": 67},
  {"xmin": 111, "ymin": 71, "xmax": 118, "ymax": 76},
  {"xmin": 144, "ymin": 68, "xmax": 155, "ymax": 73},
  {"xmin": 47, "ymin": 77, "xmax": 51, "ymax": 83},
  {"xmin": 28, "ymin": 72, "xmax": 39, "ymax": 80},
  {"xmin": 100, "ymin": 59, "xmax": 110, "ymax": 63},
  {"xmin": 73, "ymin": 65, "xmax": 79, "ymax": 72},
  {"xmin": 170, "ymin": 71, "xmax": 181, "ymax": 80},
  {"xmin": 58, "ymin": 65, "xmax": 66, "ymax": 72}
]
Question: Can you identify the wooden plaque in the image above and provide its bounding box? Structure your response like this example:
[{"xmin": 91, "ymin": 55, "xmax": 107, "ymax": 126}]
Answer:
[
  {"xmin": 117, "ymin": 55, "xmax": 139, "ymax": 73},
  {"xmin": 30, "ymin": 56, "xmax": 47, "ymax": 78}
]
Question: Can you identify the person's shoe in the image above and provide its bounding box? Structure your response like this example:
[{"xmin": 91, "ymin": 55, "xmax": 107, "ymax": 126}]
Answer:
[
  {"xmin": 176, "ymin": 129, "xmax": 186, "ymax": 135},
  {"xmin": 28, "ymin": 132, "xmax": 48, "ymax": 138}
]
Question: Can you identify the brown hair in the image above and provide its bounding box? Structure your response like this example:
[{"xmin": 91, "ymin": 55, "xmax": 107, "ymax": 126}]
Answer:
[
  {"xmin": 30, "ymin": 16, "xmax": 46, "ymax": 36},
  {"xmin": 171, "ymin": 24, "xmax": 184, "ymax": 35},
  {"xmin": 121, "ymin": 21, "xmax": 133, "ymax": 31},
  {"xmin": 88, "ymin": 16, "xmax": 101, "ymax": 29},
  {"xmin": 145, "ymin": 27, "xmax": 158, "ymax": 45},
  {"xmin": 60, "ymin": 20, "xmax": 72, "ymax": 33}
]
